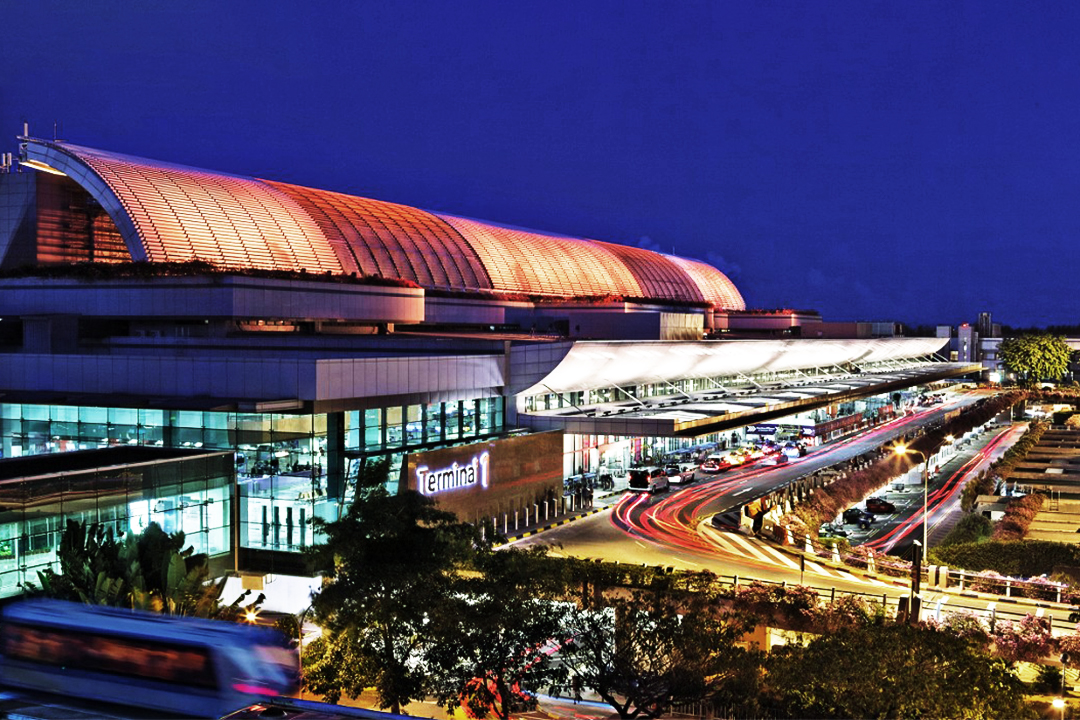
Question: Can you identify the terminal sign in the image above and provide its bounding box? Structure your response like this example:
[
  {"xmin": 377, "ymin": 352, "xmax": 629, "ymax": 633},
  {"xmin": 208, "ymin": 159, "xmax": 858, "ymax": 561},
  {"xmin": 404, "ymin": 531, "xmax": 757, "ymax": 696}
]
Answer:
[{"xmin": 416, "ymin": 451, "xmax": 490, "ymax": 496}]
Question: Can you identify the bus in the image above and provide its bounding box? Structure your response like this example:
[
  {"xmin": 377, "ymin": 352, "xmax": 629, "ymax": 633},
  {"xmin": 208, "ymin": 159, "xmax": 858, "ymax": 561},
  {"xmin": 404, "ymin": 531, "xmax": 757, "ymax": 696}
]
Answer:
[
  {"xmin": 0, "ymin": 599, "xmax": 298, "ymax": 719},
  {"xmin": 220, "ymin": 698, "xmax": 422, "ymax": 719}
]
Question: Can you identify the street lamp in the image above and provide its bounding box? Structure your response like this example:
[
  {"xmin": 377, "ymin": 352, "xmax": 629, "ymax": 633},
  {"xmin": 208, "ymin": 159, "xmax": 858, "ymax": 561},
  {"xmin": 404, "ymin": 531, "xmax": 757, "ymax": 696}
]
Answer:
[
  {"xmin": 894, "ymin": 443, "xmax": 929, "ymax": 551},
  {"xmin": 1053, "ymin": 696, "xmax": 1065, "ymax": 720}
]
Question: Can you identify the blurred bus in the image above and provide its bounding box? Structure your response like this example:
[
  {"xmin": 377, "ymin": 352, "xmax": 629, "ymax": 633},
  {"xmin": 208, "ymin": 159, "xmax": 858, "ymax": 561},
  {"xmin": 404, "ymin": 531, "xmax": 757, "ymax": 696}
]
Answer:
[
  {"xmin": 0, "ymin": 599, "xmax": 298, "ymax": 718},
  {"xmin": 220, "ymin": 698, "xmax": 422, "ymax": 719}
]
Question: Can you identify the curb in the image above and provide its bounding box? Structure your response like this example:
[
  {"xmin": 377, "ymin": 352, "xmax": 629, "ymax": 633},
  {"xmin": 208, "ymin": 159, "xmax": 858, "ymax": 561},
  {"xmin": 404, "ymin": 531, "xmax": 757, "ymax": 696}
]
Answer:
[{"xmin": 498, "ymin": 504, "xmax": 613, "ymax": 544}]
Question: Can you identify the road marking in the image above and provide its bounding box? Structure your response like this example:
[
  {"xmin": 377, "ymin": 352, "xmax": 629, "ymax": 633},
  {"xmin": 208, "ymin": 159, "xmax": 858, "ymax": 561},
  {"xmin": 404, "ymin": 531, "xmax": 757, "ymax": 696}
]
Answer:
[{"xmin": 723, "ymin": 531, "xmax": 791, "ymax": 566}]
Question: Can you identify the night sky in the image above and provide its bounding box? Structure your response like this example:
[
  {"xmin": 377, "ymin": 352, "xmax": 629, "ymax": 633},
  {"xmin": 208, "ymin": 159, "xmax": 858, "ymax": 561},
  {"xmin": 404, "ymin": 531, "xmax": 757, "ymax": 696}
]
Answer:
[{"xmin": 3, "ymin": 1, "xmax": 1078, "ymax": 327}]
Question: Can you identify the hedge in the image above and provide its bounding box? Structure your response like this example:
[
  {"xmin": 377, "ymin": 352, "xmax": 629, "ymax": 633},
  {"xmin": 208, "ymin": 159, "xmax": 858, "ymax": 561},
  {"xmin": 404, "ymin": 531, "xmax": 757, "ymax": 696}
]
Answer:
[{"xmin": 928, "ymin": 540, "xmax": 1080, "ymax": 577}]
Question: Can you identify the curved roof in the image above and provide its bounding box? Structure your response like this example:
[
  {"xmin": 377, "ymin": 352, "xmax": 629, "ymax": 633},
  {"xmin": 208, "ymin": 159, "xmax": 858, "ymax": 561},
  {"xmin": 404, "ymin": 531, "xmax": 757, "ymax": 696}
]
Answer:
[
  {"xmin": 20, "ymin": 139, "xmax": 744, "ymax": 308},
  {"xmin": 511, "ymin": 337, "xmax": 951, "ymax": 396}
]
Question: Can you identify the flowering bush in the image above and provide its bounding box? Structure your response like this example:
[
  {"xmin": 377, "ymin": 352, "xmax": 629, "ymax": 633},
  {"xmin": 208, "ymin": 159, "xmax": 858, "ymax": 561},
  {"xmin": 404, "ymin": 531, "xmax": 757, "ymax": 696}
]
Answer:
[
  {"xmin": 815, "ymin": 594, "xmax": 884, "ymax": 632},
  {"xmin": 991, "ymin": 614, "xmax": 1054, "ymax": 664},
  {"xmin": 938, "ymin": 610, "xmax": 992, "ymax": 647},
  {"xmin": 1014, "ymin": 575, "xmax": 1062, "ymax": 601},
  {"xmin": 1057, "ymin": 631, "xmax": 1080, "ymax": 664},
  {"xmin": 967, "ymin": 570, "xmax": 1009, "ymax": 595},
  {"xmin": 730, "ymin": 580, "xmax": 819, "ymax": 630},
  {"xmin": 990, "ymin": 493, "xmax": 1045, "ymax": 541}
]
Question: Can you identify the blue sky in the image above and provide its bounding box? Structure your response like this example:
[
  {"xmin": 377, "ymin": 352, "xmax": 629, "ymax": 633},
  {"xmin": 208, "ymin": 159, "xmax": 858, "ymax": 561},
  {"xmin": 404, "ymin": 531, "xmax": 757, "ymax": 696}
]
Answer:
[{"xmin": 3, "ymin": 1, "xmax": 1078, "ymax": 327}]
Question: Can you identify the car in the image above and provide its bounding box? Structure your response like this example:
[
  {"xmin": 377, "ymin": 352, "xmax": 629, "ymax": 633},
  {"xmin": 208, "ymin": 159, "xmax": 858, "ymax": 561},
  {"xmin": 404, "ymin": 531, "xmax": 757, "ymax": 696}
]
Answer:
[
  {"xmin": 664, "ymin": 463, "xmax": 682, "ymax": 476},
  {"xmin": 782, "ymin": 442, "xmax": 807, "ymax": 459},
  {"xmin": 842, "ymin": 508, "xmax": 874, "ymax": 528},
  {"xmin": 668, "ymin": 464, "xmax": 696, "ymax": 485},
  {"xmin": 819, "ymin": 522, "xmax": 849, "ymax": 538},
  {"xmin": 700, "ymin": 454, "xmax": 729, "ymax": 473},
  {"xmin": 760, "ymin": 452, "xmax": 788, "ymax": 466},
  {"xmin": 865, "ymin": 497, "xmax": 896, "ymax": 514}
]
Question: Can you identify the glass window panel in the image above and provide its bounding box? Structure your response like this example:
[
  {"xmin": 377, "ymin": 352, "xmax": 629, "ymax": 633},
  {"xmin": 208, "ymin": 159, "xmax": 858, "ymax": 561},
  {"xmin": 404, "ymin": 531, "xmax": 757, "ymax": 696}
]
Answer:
[
  {"xmin": 345, "ymin": 411, "xmax": 361, "ymax": 451},
  {"xmin": 23, "ymin": 405, "xmax": 50, "ymax": 422},
  {"xmin": 175, "ymin": 411, "xmax": 204, "ymax": 428},
  {"xmin": 364, "ymin": 409, "xmax": 382, "ymax": 451},
  {"xmin": 424, "ymin": 403, "xmax": 442, "ymax": 444},
  {"xmin": 79, "ymin": 406, "xmax": 107, "ymax": 424},
  {"xmin": 405, "ymin": 405, "xmax": 422, "ymax": 446},
  {"xmin": 385, "ymin": 406, "xmax": 403, "ymax": 449},
  {"xmin": 445, "ymin": 401, "xmax": 460, "ymax": 441},
  {"xmin": 108, "ymin": 407, "xmax": 138, "ymax": 425},
  {"xmin": 52, "ymin": 406, "xmax": 79, "ymax": 423},
  {"xmin": 462, "ymin": 401, "xmax": 477, "ymax": 438}
]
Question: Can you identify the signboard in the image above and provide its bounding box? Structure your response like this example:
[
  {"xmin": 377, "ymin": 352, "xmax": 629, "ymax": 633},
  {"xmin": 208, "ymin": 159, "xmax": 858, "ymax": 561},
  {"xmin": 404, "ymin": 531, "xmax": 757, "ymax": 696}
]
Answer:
[{"xmin": 405, "ymin": 431, "xmax": 563, "ymax": 522}]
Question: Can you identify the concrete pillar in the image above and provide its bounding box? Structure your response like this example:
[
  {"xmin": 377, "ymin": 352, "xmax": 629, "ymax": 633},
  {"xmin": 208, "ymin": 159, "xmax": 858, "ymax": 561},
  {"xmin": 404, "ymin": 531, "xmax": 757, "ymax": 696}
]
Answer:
[{"xmin": 325, "ymin": 411, "xmax": 346, "ymax": 499}]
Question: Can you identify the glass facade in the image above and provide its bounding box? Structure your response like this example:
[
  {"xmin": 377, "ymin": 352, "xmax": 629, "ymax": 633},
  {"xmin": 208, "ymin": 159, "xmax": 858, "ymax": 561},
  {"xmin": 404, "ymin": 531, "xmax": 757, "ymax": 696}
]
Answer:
[
  {"xmin": 0, "ymin": 452, "xmax": 231, "ymax": 599},
  {"xmin": 1, "ymin": 396, "xmax": 506, "ymax": 557}
]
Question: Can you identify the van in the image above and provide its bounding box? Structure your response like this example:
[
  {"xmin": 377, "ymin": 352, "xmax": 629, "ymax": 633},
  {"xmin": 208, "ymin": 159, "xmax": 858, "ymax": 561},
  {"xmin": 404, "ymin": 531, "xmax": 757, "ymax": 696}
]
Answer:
[{"xmin": 628, "ymin": 466, "xmax": 669, "ymax": 494}]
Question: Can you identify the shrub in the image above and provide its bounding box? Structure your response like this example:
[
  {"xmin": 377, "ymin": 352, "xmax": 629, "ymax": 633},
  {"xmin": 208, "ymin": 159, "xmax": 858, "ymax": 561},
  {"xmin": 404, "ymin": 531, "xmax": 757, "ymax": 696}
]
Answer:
[
  {"xmin": 991, "ymin": 493, "xmax": 1045, "ymax": 541},
  {"xmin": 931, "ymin": 539, "xmax": 1080, "ymax": 579},
  {"xmin": 939, "ymin": 512, "xmax": 993, "ymax": 547},
  {"xmin": 992, "ymin": 614, "xmax": 1054, "ymax": 664}
]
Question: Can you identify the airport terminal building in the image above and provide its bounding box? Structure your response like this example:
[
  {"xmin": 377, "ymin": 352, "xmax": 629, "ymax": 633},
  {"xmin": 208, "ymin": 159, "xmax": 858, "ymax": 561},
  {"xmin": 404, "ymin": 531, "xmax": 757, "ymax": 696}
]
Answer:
[{"xmin": 0, "ymin": 136, "xmax": 977, "ymax": 600}]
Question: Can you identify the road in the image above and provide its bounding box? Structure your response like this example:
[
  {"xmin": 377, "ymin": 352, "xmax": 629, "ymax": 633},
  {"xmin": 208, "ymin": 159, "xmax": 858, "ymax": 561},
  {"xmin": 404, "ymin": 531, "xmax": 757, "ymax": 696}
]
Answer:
[{"xmin": 516, "ymin": 393, "xmax": 1077, "ymax": 628}]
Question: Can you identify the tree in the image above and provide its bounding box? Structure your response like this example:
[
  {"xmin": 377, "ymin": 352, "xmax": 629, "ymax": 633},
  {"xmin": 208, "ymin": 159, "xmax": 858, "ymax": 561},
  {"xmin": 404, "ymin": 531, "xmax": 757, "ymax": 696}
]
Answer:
[
  {"xmin": 999, "ymin": 335, "xmax": 1072, "ymax": 385},
  {"xmin": 304, "ymin": 458, "xmax": 477, "ymax": 714},
  {"xmin": 427, "ymin": 547, "xmax": 572, "ymax": 720},
  {"xmin": 761, "ymin": 623, "xmax": 1034, "ymax": 719},
  {"xmin": 557, "ymin": 580, "xmax": 758, "ymax": 720},
  {"xmin": 32, "ymin": 519, "xmax": 259, "ymax": 619}
]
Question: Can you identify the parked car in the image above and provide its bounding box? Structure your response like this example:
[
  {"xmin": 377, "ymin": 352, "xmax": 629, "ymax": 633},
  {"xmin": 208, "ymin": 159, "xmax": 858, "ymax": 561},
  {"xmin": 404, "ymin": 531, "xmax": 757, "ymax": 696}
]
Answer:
[
  {"xmin": 842, "ymin": 508, "xmax": 874, "ymax": 528},
  {"xmin": 865, "ymin": 497, "xmax": 896, "ymax": 514},
  {"xmin": 819, "ymin": 522, "xmax": 849, "ymax": 538}
]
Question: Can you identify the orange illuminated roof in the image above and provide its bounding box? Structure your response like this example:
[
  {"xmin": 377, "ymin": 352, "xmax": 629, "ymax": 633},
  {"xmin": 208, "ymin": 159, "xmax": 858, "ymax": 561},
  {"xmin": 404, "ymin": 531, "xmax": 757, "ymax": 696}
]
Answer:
[{"xmin": 20, "ymin": 139, "xmax": 745, "ymax": 308}]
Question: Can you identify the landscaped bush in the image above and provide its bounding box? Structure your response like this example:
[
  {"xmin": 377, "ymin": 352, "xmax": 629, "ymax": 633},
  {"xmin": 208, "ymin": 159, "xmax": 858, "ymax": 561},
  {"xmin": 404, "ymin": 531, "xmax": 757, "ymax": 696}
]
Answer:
[
  {"xmin": 967, "ymin": 569, "xmax": 1010, "ymax": 595},
  {"xmin": 938, "ymin": 512, "xmax": 993, "ymax": 546},
  {"xmin": 991, "ymin": 614, "xmax": 1054, "ymax": 664},
  {"xmin": 930, "ymin": 539, "xmax": 1080, "ymax": 577},
  {"xmin": 935, "ymin": 610, "xmax": 991, "ymax": 647},
  {"xmin": 814, "ymin": 594, "xmax": 886, "ymax": 632},
  {"xmin": 991, "ymin": 493, "xmax": 1045, "ymax": 541},
  {"xmin": 730, "ymin": 580, "xmax": 819, "ymax": 629}
]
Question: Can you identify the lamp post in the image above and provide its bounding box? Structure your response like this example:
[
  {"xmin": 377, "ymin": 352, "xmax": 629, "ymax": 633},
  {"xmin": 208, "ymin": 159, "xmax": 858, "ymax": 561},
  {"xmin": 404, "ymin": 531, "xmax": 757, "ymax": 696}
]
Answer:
[
  {"xmin": 894, "ymin": 444, "xmax": 929, "ymax": 552},
  {"xmin": 297, "ymin": 605, "xmax": 311, "ymax": 697}
]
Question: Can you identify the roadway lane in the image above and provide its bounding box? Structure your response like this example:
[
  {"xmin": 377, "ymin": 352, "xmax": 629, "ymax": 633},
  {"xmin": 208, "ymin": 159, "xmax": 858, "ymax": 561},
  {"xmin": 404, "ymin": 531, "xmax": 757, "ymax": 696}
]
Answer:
[{"xmin": 513, "ymin": 392, "xmax": 1072, "ymax": 626}]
